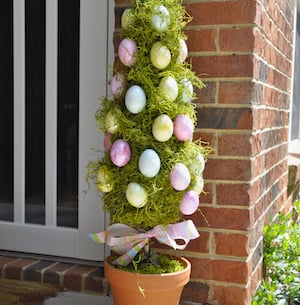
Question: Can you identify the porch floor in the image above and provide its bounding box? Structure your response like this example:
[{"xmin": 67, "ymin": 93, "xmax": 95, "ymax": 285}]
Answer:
[{"xmin": 0, "ymin": 255, "xmax": 108, "ymax": 296}]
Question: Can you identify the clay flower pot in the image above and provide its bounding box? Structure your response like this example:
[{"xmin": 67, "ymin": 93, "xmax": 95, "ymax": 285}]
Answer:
[{"xmin": 105, "ymin": 256, "xmax": 191, "ymax": 305}]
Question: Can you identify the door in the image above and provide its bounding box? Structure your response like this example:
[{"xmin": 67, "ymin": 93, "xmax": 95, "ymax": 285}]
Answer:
[{"xmin": 0, "ymin": 0, "xmax": 114, "ymax": 261}]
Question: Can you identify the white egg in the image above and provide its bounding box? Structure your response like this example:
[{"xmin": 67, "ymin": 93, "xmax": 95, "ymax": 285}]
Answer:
[
  {"xmin": 189, "ymin": 154, "xmax": 206, "ymax": 175},
  {"xmin": 151, "ymin": 5, "xmax": 170, "ymax": 32},
  {"xmin": 180, "ymin": 78, "xmax": 193, "ymax": 103},
  {"xmin": 126, "ymin": 182, "xmax": 148, "ymax": 208},
  {"xmin": 139, "ymin": 149, "xmax": 161, "ymax": 178},
  {"xmin": 150, "ymin": 42, "xmax": 171, "ymax": 70},
  {"xmin": 125, "ymin": 85, "xmax": 146, "ymax": 114},
  {"xmin": 152, "ymin": 114, "xmax": 173, "ymax": 142},
  {"xmin": 177, "ymin": 39, "xmax": 188, "ymax": 64},
  {"xmin": 159, "ymin": 76, "xmax": 178, "ymax": 102},
  {"xmin": 104, "ymin": 111, "xmax": 118, "ymax": 134},
  {"xmin": 170, "ymin": 163, "xmax": 191, "ymax": 191}
]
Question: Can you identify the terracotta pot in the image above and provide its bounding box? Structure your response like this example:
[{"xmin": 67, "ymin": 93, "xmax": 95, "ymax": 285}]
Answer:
[{"xmin": 104, "ymin": 256, "xmax": 191, "ymax": 305}]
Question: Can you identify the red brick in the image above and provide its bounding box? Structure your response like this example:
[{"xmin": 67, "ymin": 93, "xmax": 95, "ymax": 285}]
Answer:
[
  {"xmin": 190, "ymin": 207, "xmax": 251, "ymax": 230},
  {"xmin": 186, "ymin": 29, "xmax": 217, "ymax": 52},
  {"xmin": 64, "ymin": 265, "xmax": 97, "ymax": 291},
  {"xmin": 199, "ymin": 182, "xmax": 213, "ymax": 205},
  {"xmin": 219, "ymin": 81, "xmax": 255, "ymax": 105},
  {"xmin": 214, "ymin": 233, "xmax": 250, "ymax": 257},
  {"xmin": 220, "ymin": 27, "xmax": 254, "ymax": 52},
  {"xmin": 185, "ymin": 1, "xmax": 256, "ymax": 26},
  {"xmin": 189, "ymin": 257, "xmax": 251, "ymax": 284},
  {"xmin": 216, "ymin": 183, "xmax": 251, "ymax": 206},
  {"xmin": 191, "ymin": 54, "xmax": 253, "ymax": 79},
  {"xmin": 212, "ymin": 284, "xmax": 251, "ymax": 305},
  {"xmin": 185, "ymin": 231, "xmax": 210, "ymax": 253},
  {"xmin": 85, "ymin": 269, "xmax": 107, "ymax": 293},
  {"xmin": 181, "ymin": 281, "xmax": 210, "ymax": 304},
  {"xmin": 195, "ymin": 81, "xmax": 217, "ymax": 104},
  {"xmin": 0, "ymin": 257, "xmax": 18, "ymax": 271},
  {"xmin": 4, "ymin": 258, "xmax": 36, "ymax": 280},
  {"xmin": 43, "ymin": 263, "xmax": 74, "ymax": 287},
  {"xmin": 204, "ymin": 158, "xmax": 252, "ymax": 181}
]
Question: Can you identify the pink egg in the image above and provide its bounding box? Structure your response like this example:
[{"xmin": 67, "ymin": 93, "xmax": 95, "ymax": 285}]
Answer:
[
  {"xmin": 180, "ymin": 191, "xmax": 199, "ymax": 215},
  {"xmin": 110, "ymin": 139, "xmax": 131, "ymax": 167},
  {"xmin": 118, "ymin": 38, "xmax": 137, "ymax": 67},
  {"xmin": 110, "ymin": 73, "xmax": 126, "ymax": 99},
  {"xmin": 170, "ymin": 163, "xmax": 191, "ymax": 191},
  {"xmin": 103, "ymin": 133, "xmax": 112, "ymax": 151},
  {"xmin": 173, "ymin": 114, "xmax": 194, "ymax": 141}
]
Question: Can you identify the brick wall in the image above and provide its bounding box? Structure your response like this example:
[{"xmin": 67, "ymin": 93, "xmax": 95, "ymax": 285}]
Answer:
[{"xmin": 114, "ymin": 1, "xmax": 296, "ymax": 305}]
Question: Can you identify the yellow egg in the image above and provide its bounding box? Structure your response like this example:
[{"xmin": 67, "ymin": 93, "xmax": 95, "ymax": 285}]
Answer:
[
  {"xmin": 104, "ymin": 111, "xmax": 118, "ymax": 134},
  {"xmin": 159, "ymin": 76, "xmax": 178, "ymax": 102},
  {"xmin": 152, "ymin": 114, "xmax": 173, "ymax": 142},
  {"xmin": 126, "ymin": 182, "xmax": 148, "ymax": 208},
  {"xmin": 96, "ymin": 165, "xmax": 114, "ymax": 193},
  {"xmin": 150, "ymin": 42, "xmax": 171, "ymax": 70},
  {"xmin": 121, "ymin": 9, "xmax": 134, "ymax": 30}
]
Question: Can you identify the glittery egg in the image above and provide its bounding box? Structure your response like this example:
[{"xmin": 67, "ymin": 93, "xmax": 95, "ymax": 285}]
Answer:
[
  {"xmin": 110, "ymin": 139, "xmax": 131, "ymax": 167},
  {"xmin": 150, "ymin": 42, "xmax": 171, "ymax": 70},
  {"xmin": 180, "ymin": 78, "xmax": 193, "ymax": 103},
  {"xmin": 152, "ymin": 114, "xmax": 173, "ymax": 142},
  {"xmin": 96, "ymin": 165, "xmax": 114, "ymax": 193},
  {"xmin": 190, "ymin": 175, "xmax": 204, "ymax": 195},
  {"xmin": 139, "ymin": 149, "xmax": 161, "ymax": 178},
  {"xmin": 126, "ymin": 182, "xmax": 148, "ymax": 208},
  {"xmin": 173, "ymin": 114, "xmax": 194, "ymax": 141},
  {"xmin": 159, "ymin": 76, "xmax": 178, "ymax": 102},
  {"xmin": 110, "ymin": 73, "xmax": 126, "ymax": 99},
  {"xmin": 151, "ymin": 5, "xmax": 170, "ymax": 32},
  {"xmin": 118, "ymin": 38, "xmax": 137, "ymax": 67},
  {"xmin": 170, "ymin": 163, "xmax": 191, "ymax": 191},
  {"xmin": 180, "ymin": 191, "xmax": 199, "ymax": 215},
  {"xmin": 177, "ymin": 39, "xmax": 188, "ymax": 64},
  {"xmin": 104, "ymin": 111, "xmax": 118, "ymax": 134},
  {"xmin": 121, "ymin": 8, "xmax": 135, "ymax": 30},
  {"xmin": 125, "ymin": 85, "xmax": 146, "ymax": 114}
]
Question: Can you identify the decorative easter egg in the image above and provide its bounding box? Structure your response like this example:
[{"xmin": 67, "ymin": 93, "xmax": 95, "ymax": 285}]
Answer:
[
  {"xmin": 152, "ymin": 114, "xmax": 173, "ymax": 142},
  {"xmin": 180, "ymin": 78, "xmax": 193, "ymax": 103},
  {"xmin": 139, "ymin": 149, "xmax": 161, "ymax": 178},
  {"xmin": 126, "ymin": 182, "xmax": 148, "ymax": 208},
  {"xmin": 159, "ymin": 76, "xmax": 178, "ymax": 102},
  {"xmin": 173, "ymin": 114, "xmax": 194, "ymax": 141},
  {"xmin": 150, "ymin": 42, "xmax": 171, "ymax": 70},
  {"xmin": 151, "ymin": 5, "xmax": 170, "ymax": 32},
  {"xmin": 118, "ymin": 38, "xmax": 137, "ymax": 67},
  {"xmin": 125, "ymin": 85, "xmax": 146, "ymax": 114},
  {"xmin": 103, "ymin": 133, "xmax": 112, "ymax": 151},
  {"xmin": 110, "ymin": 73, "xmax": 126, "ymax": 99},
  {"xmin": 104, "ymin": 111, "xmax": 118, "ymax": 134},
  {"xmin": 190, "ymin": 153, "xmax": 205, "ymax": 175},
  {"xmin": 110, "ymin": 139, "xmax": 131, "ymax": 167},
  {"xmin": 170, "ymin": 163, "xmax": 191, "ymax": 191},
  {"xmin": 190, "ymin": 175, "xmax": 204, "ymax": 195},
  {"xmin": 96, "ymin": 165, "xmax": 114, "ymax": 193},
  {"xmin": 121, "ymin": 8, "xmax": 134, "ymax": 30},
  {"xmin": 177, "ymin": 39, "xmax": 188, "ymax": 64},
  {"xmin": 180, "ymin": 191, "xmax": 199, "ymax": 215}
]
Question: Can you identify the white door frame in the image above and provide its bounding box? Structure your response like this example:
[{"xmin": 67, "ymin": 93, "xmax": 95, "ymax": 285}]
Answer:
[{"xmin": 0, "ymin": 0, "xmax": 114, "ymax": 261}]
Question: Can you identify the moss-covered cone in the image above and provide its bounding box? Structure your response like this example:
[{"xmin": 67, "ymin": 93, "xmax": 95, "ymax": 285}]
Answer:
[{"xmin": 87, "ymin": 0, "xmax": 210, "ymax": 230}]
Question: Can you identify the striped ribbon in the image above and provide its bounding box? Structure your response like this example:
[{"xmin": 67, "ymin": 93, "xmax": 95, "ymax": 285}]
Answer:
[{"xmin": 88, "ymin": 220, "xmax": 199, "ymax": 266}]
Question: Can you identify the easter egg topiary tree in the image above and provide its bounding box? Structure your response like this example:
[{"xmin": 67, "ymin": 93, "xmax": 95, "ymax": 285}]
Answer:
[{"xmin": 87, "ymin": 0, "xmax": 211, "ymax": 269}]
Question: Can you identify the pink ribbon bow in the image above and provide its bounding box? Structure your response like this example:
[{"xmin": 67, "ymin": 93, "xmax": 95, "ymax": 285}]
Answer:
[{"xmin": 88, "ymin": 220, "xmax": 199, "ymax": 266}]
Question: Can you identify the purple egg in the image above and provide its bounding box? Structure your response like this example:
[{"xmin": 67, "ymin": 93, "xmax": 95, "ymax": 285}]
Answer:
[
  {"xmin": 170, "ymin": 163, "xmax": 191, "ymax": 191},
  {"xmin": 118, "ymin": 38, "xmax": 137, "ymax": 67},
  {"xmin": 110, "ymin": 139, "xmax": 131, "ymax": 167},
  {"xmin": 173, "ymin": 114, "xmax": 194, "ymax": 141},
  {"xmin": 110, "ymin": 73, "xmax": 126, "ymax": 99},
  {"xmin": 180, "ymin": 191, "xmax": 199, "ymax": 215}
]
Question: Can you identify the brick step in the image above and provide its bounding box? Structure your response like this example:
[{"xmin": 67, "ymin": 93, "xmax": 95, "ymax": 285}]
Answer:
[{"xmin": 0, "ymin": 256, "xmax": 108, "ymax": 296}]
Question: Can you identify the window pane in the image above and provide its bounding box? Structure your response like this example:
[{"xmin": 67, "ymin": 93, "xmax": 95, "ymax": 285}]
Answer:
[
  {"xmin": 25, "ymin": 0, "xmax": 46, "ymax": 224},
  {"xmin": 57, "ymin": 0, "xmax": 80, "ymax": 228},
  {"xmin": 0, "ymin": 0, "xmax": 13, "ymax": 221}
]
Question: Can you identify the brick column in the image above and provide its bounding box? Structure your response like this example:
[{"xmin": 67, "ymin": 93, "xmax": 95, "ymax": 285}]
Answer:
[{"xmin": 114, "ymin": 1, "xmax": 295, "ymax": 305}]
